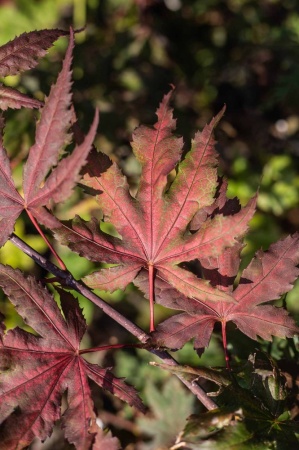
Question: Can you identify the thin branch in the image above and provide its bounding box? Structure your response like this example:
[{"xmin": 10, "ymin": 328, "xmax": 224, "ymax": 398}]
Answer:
[
  {"xmin": 10, "ymin": 233, "xmax": 146, "ymax": 340},
  {"xmin": 9, "ymin": 233, "xmax": 217, "ymax": 410}
]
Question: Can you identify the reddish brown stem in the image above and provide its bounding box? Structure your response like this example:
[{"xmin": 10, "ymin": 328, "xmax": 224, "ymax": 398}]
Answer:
[
  {"xmin": 26, "ymin": 209, "xmax": 67, "ymax": 270},
  {"xmin": 148, "ymin": 263, "xmax": 155, "ymax": 332},
  {"xmin": 221, "ymin": 320, "xmax": 230, "ymax": 370}
]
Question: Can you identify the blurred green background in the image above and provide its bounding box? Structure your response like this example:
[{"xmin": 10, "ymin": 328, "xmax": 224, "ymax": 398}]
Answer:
[{"xmin": 0, "ymin": 1, "xmax": 299, "ymax": 448}]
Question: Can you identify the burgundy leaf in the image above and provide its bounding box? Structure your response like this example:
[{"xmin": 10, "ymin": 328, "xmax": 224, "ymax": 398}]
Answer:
[
  {"xmin": 0, "ymin": 29, "xmax": 68, "ymax": 77},
  {"xmin": 227, "ymin": 305, "xmax": 297, "ymax": 341},
  {"xmin": 153, "ymin": 234, "xmax": 299, "ymax": 350},
  {"xmin": 0, "ymin": 84, "xmax": 42, "ymax": 110},
  {"xmin": 0, "ymin": 265, "xmax": 144, "ymax": 450},
  {"xmin": 153, "ymin": 311, "xmax": 216, "ymax": 350}
]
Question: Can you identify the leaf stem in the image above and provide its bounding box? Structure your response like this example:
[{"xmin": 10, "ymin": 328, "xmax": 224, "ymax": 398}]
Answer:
[
  {"xmin": 26, "ymin": 209, "xmax": 67, "ymax": 270},
  {"xmin": 10, "ymin": 233, "xmax": 218, "ymax": 410},
  {"xmin": 148, "ymin": 262, "xmax": 155, "ymax": 332},
  {"xmin": 221, "ymin": 320, "xmax": 230, "ymax": 370}
]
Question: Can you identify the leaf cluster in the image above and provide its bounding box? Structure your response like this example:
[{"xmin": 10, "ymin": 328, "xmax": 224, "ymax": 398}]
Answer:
[
  {"xmin": 171, "ymin": 352, "xmax": 299, "ymax": 450},
  {"xmin": 0, "ymin": 28, "xmax": 298, "ymax": 449}
]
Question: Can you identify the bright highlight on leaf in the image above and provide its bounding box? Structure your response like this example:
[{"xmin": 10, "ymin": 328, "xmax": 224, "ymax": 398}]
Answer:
[
  {"xmin": 0, "ymin": 29, "xmax": 99, "ymax": 268},
  {"xmin": 55, "ymin": 91, "xmax": 256, "ymax": 332}
]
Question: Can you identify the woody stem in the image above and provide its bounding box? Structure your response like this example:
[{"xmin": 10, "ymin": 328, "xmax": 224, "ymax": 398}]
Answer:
[{"xmin": 10, "ymin": 233, "xmax": 217, "ymax": 410}]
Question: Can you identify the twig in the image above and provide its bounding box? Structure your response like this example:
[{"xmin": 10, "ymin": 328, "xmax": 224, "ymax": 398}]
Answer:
[{"xmin": 9, "ymin": 233, "xmax": 217, "ymax": 410}]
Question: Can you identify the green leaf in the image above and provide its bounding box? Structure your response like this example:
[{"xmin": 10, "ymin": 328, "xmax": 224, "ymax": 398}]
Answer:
[{"xmin": 138, "ymin": 377, "xmax": 194, "ymax": 450}]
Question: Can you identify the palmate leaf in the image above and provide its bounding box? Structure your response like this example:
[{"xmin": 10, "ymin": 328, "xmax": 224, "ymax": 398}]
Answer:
[
  {"xmin": 0, "ymin": 265, "xmax": 144, "ymax": 450},
  {"xmin": 137, "ymin": 377, "xmax": 194, "ymax": 450},
  {"xmin": 152, "ymin": 231, "xmax": 299, "ymax": 351},
  {"xmin": 0, "ymin": 28, "xmax": 68, "ymax": 110},
  {"xmin": 55, "ymin": 91, "xmax": 256, "ymax": 331},
  {"xmin": 131, "ymin": 185, "xmax": 299, "ymax": 351},
  {"xmin": 0, "ymin": 29, "xmax": 99, "ymax": 247}
]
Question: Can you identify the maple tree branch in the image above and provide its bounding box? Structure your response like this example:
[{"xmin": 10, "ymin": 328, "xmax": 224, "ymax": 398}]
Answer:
[
  {"xmin": 9, "ymin": 233, "xmax": 217, "ymax": 410},
  {"xmin": 10, "ymin": 233, "xmax": 146, "ymax": 340}
]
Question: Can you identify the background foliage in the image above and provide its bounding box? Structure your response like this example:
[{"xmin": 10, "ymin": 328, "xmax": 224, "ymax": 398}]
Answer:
[{"xmin": 0, "ymin": 0, "xmax": 298, "ymax": 448}]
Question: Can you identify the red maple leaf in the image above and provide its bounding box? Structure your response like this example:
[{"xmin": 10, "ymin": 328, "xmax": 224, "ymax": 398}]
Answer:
[
  {"xmin": 0, "ymin": 29, "xmax": 68, "ymax": 110},
  {"xmin": 54, "ymin": 91, "xmax": 256, "ymax": 331},
  {"xmin": 0, "ymin": 29, "xmax": 98, "ymax": 258},
  {"xmin": 149, "ymin": 189, "xmax": 299, "ymax": 360},
  {"xmin": 0, "ymin": 264, "xmax": 144, "ymax": 450}
]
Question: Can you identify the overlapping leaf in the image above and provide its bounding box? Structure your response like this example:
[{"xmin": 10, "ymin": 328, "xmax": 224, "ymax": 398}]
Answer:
[
  {"xmin": 55, "ymin": 92, "xmax": 256, "ymax": 331},
  {"xmin": 0, "ymin": 30, "xmax": 99, "ymax": 247},
  {"xmin": 151, "ymin": 191, "xmax": 299, "ymax": 350},
  {"xmin": 0, "ymin": 28, "xmax": 68, "ymax": 110},
  {"xmin": 0, "ymin": 264, "xmax": 144, "ymax": 450}
]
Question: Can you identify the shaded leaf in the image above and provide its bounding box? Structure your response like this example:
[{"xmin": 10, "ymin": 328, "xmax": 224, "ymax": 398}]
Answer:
[
  {"xmin": 0, "ymin": 29, "xmax": 68, "ymax": 77},
  {"xmin": 138, "ymin": 377, "xmax": 194, "ymax": 450},
  {"xmin": 0, "ymin": 265, "xmax": 144, "ymax": 450},
  {"xmin": 173, "ymin": 353, "xmax": 299, "ymax": 449},
  {"xmin": 177, "ymin": 420, "xmax": 267, "ymax": 450}
]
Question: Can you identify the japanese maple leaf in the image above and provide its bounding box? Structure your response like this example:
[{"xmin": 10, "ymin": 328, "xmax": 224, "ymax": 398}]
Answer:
[
  {"xmin": 150, "ymin": 194, "xmax": 299, "ymax": 358},
  {"xmin": 0, "ymin": 264, "xmax": 144, "ymax": 450},
  {"xmin": 55, "ymin": 90, "xmax": 256, "ymax": 331},
  {"xmin": 0, "ymin": 29, "xmax": 99, "ymax": 251},
  {"xmin": 0, "ymin": 28, "xmax": 68, "ymax": 110}
]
